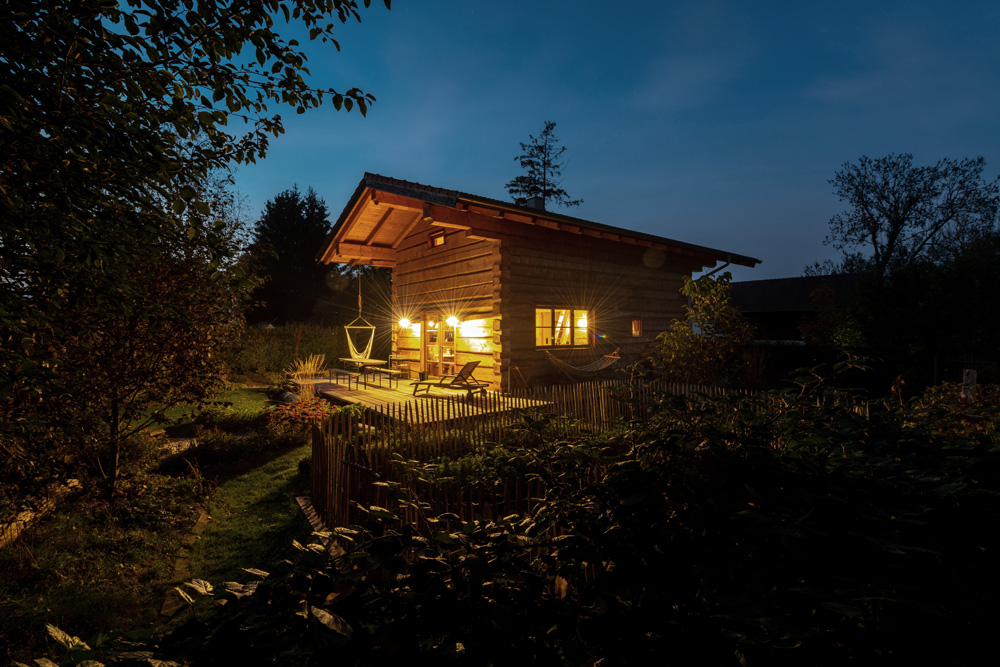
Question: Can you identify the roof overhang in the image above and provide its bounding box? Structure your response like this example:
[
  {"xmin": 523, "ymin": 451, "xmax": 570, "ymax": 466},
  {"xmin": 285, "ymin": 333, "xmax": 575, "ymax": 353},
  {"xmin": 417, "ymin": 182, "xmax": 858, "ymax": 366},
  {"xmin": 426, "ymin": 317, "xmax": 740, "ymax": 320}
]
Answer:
[{"xmin": 317, "ymin": 173, "xmax": 761, "ymax": 270}]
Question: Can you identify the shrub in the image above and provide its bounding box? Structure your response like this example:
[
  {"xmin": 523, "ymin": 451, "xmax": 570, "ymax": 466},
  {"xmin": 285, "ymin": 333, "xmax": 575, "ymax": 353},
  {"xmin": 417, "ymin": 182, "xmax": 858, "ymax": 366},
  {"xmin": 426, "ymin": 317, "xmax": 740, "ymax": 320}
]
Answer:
[
  {"xmin": 262, "ymin": 397, "xmax": 342, "ymax": 448},
  {"xmin": 219, "ymin": 324, "xmax": 345, "ymax": 382}
]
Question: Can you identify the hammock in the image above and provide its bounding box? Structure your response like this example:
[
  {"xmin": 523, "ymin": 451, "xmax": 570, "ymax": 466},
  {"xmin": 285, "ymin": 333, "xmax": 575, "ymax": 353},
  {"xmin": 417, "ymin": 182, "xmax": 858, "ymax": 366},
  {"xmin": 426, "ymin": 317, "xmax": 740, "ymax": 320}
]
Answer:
[
  {"xmin": 344, "ymin": 281, "xmax": 375, "ymax": 360},
  {"xmin": 543, "ymin": 348, "xmax": 620, "ymax": 380},
  {"xmin": 345, "ymin": 316, "xmax": 375, "ymax": 360}
]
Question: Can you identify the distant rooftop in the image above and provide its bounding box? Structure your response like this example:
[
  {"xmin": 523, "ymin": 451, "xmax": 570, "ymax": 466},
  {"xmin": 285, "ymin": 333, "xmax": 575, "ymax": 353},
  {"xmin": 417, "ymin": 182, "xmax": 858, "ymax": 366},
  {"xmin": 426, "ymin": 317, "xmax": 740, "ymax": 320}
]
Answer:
[{"xmin": 731, "ymin": 274, "xmax": 856, "ymax": 313}]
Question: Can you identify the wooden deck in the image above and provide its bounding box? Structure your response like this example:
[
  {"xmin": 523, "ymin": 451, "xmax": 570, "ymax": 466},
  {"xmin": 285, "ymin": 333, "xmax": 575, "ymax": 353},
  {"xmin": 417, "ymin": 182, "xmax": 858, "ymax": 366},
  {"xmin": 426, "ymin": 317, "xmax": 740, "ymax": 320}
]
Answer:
[{"xmin": 296, "ymin": 377, "xmax": 550, "ymax": 426}]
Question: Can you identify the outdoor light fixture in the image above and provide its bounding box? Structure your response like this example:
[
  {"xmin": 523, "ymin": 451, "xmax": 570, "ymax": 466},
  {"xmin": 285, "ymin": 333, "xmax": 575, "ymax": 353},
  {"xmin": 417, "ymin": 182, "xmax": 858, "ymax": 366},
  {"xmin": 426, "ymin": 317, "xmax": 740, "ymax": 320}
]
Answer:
[
  {"xmin": 398, "ymin": 317, "xmax": 411, "ymax": 329},
  {"xmin": 446, "ymin": 316, "xmax": 460, "ymax": 327}
]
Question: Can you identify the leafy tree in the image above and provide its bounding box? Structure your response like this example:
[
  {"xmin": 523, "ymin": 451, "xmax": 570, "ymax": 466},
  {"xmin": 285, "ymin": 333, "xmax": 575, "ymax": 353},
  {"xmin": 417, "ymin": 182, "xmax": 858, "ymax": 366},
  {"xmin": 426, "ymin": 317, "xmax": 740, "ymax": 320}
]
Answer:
[
  {"xmin": 246, "ymin": 186, "xmax": 334, "ymax": 325},
  {"xmin": 0, "ymin": 0, "xmax": 387, "ymax": 496},
  {"xmin": 822, "ymin": 154, "xmax": 999, "ymax": 281},
  {"xmin": 505, "ymin": 120, "xmax": 582, "ymax": 209},
  {"xmin": 650, "ymin": 272, "xmax": 755, "ymax": 384}
]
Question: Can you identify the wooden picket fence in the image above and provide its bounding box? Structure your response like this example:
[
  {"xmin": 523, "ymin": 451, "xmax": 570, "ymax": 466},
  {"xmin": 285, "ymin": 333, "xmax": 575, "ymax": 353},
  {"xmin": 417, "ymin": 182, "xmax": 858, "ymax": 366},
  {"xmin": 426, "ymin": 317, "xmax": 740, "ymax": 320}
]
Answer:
[{"xmin": 309, "ymin": 378, "xmax": 742, "ymax": 530}]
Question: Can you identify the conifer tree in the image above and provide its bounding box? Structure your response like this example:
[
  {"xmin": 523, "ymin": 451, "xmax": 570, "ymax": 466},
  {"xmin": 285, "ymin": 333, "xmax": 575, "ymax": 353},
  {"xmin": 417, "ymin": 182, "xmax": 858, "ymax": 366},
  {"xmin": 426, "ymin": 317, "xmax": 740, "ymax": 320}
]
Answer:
[
  {"xmin": 246, "ymin": 187, "xmax": 333, "ymax": 324},
  {"xmin": 505, "ymin": 121, "xmax": 582, "ymax": 209}
]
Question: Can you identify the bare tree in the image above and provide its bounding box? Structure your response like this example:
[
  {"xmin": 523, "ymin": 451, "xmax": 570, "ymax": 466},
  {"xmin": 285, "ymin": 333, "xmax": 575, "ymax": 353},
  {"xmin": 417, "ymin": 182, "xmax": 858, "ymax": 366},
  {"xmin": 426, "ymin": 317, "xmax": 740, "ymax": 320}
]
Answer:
[{"xmin": 823, "ymin": 154, "xmax": 999, "ymax": 281}]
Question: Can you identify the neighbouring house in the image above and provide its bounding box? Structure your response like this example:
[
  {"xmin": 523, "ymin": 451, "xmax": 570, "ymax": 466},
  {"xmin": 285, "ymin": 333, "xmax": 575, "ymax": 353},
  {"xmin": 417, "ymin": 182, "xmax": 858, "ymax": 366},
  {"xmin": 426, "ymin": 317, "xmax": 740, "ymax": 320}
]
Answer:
[
  {"xmin": 317, "ymin": 173, "xmax": 759, "ymax": 389},
  {"xmin": 731, "ymin": 274, "xmax": 856, "ymax": 343}
]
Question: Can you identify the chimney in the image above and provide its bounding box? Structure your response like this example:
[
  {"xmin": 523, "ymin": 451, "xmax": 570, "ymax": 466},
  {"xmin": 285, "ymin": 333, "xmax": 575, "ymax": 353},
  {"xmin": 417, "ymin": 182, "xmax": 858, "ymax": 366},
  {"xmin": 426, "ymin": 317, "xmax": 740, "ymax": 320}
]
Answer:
[{"xmin": 524, "ymin": 195, "xmax": 546, "ymax": 211}]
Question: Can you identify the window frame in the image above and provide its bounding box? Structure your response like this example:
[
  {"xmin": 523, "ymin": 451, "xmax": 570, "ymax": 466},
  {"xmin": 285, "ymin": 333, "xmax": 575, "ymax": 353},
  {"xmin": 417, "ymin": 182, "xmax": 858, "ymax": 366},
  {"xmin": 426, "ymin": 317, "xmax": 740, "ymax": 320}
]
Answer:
[
  {"xmin": 428, "ymin": 231, "xmax": 446, "ymax": 248},
  {"xmin": 534, "ymin": 306, "xmax": 592, "ymax": 349}
]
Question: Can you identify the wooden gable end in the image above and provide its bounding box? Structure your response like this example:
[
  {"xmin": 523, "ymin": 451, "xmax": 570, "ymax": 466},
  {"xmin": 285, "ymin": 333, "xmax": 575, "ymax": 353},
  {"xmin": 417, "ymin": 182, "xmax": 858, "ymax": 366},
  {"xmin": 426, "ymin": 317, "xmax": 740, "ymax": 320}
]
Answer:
[{"xmin": 318, "ymin": 189, "xmax": 425, "ymax": 267}]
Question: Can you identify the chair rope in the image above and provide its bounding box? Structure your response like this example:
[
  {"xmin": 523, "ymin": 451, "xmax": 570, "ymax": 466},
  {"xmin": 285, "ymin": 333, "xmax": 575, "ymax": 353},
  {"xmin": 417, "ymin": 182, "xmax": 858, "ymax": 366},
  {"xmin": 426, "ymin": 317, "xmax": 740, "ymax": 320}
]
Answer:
[{"xmin": 344, "ymin": 279, "xmax": 375, "ymax": 360}]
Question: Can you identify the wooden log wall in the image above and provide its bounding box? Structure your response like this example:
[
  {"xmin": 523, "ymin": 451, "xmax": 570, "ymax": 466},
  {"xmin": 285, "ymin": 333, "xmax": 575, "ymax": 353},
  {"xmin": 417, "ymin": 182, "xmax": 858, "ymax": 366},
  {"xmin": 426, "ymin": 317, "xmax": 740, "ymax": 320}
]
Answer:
[
  {"xmin": 497, "ymin": 225, "xmax": 706, "ymax": 386},
  {"xmin": 391, "ymin": 220, "xmax": 502, "ymax": 387}
]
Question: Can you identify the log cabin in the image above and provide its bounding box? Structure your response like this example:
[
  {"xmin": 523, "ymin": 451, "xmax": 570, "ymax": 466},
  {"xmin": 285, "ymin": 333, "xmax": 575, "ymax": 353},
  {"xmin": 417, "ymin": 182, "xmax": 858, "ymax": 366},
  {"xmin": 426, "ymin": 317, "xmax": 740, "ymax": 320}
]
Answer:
[{"xmin": 317, "ymin": 173, "xmax": 760, "ymax": 390}]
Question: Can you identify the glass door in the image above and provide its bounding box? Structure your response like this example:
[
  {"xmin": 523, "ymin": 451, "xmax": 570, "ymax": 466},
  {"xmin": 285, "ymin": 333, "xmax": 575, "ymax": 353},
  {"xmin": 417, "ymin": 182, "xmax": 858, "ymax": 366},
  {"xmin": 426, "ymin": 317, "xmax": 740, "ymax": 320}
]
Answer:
[{"xmin": 425, "ymin": 319, "xmax": 440, "ymax": 377}]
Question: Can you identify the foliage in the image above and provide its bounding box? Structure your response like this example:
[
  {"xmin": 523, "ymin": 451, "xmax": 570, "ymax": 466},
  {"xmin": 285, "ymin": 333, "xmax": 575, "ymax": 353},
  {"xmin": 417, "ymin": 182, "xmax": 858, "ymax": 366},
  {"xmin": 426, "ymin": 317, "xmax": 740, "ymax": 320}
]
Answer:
[
  {"xmin": 286, "ymin": 354, "xmax": 328, "ymax": 378},
  {"xmin": 1, "ymin": 0, "xmax": 387, "ymax": 498},
  {"xmin": 220, "ymin": 323, "xmax": 347, "ymax": 383},
  {"xmin": 649, "ymin": 271, "xmax": 755, "ymax": 384},
  {"xmin": 1, "ymin": 387, "xmax": 316, "ymax": 665},
  {"xmin": 810, "ymin": 230, "xmax": 1000, "ymax": 387},
  {"xmin": 505, "ymin": 120, "xmax": 582, "ymax": 209},
  {"xmin": 267, "ymin": 397, "xmax": 339, "ymax": 427},
  {"xmin": 245, "ymin": 186, "xmax": 340, "ymax": 325},
  {"xmin": 0, "ymin": 472, "xmax": 206, "ymax": 662},
  {"xmin": 822, "ymin": 153, "xmax": 999, "ymax": 281},
  {"xmin": 30, "ymin": 362, "xmax": 1000, "ymax": 665},
  {"xmin": 798, "ymin": 282, "xmax": 865, "ymax": 348}
]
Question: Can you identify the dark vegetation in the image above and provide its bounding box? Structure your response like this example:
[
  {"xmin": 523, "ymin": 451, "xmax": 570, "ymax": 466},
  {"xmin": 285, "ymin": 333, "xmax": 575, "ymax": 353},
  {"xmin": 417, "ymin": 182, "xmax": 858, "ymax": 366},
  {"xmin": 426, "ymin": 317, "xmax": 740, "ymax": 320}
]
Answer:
[
  {"xmin": 802, "ymin": 153, "xmax": 1000, "ymax": 391},
  {"xmin": 245, "ymin": 187, "xmax": 346, "ymax": 326},
  {"xmin": 0, "ymin": 380, "xmax": 326, "ymax": 664},
  {"xmin": 2, "ymin": 0, "xmax": 387, "ymax": 503},
  {"xmin": 24, "ymin": 360, "xmax": 1000, "ymax": 666}
]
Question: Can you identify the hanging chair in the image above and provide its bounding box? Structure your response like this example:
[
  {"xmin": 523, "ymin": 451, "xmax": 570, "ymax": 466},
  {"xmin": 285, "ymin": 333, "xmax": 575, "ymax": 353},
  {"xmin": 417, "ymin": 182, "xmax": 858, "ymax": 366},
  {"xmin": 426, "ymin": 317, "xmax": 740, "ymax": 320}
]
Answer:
[
  {"xmin": 344, "ymin": 281, "xmax": 375, "ymax": 360},
  {"xmin": 543, "ymin": 348, "xmax": 620, "ymax": 380}
]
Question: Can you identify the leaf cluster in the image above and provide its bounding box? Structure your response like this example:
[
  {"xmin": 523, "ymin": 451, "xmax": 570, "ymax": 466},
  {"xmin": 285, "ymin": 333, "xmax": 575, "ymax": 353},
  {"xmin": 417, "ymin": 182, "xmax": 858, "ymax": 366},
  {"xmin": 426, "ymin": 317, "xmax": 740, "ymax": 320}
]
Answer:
[
  {"xmin": 2, "ymin": 1, "xmax": 387, "ymax": 498},
  {"xmin": 649, "ymin": 272, "xmax": 755, "ymax": 384}
]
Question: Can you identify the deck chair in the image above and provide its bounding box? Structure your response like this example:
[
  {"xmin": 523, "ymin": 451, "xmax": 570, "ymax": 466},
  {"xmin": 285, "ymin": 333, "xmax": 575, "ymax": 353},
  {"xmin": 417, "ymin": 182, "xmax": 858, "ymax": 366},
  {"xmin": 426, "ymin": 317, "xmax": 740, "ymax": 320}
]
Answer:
[{"xmin": 411, "ymin": 361, "xmax": 489, "ymax": 399}]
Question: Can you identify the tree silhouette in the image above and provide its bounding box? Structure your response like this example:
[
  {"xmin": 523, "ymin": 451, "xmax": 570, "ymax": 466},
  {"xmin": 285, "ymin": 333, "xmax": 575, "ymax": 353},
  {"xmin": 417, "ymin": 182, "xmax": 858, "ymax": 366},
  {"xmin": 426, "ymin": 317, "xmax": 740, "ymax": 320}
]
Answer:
[
  {"xmin": 823, "ymin": 154, "xmax": 999, "ymax": 282},
  {"xmin": 505, "ymin": 121, "xmax": 582, "ymax": 209},
  {"xmin": 246, "ymin": 187, "xmax": 333, "ymax": 325}
]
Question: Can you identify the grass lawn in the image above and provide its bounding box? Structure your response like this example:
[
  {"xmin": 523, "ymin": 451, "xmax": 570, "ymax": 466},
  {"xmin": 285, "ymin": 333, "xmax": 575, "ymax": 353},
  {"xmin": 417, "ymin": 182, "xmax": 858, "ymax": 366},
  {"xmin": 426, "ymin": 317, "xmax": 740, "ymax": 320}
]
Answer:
[
  {"xmin": 160, "ymin": 385, "xmax": 274, "ymax": 438},
  {"xmin": 191, "ymin": 444, "xmax": 313, "ymax": 584}
]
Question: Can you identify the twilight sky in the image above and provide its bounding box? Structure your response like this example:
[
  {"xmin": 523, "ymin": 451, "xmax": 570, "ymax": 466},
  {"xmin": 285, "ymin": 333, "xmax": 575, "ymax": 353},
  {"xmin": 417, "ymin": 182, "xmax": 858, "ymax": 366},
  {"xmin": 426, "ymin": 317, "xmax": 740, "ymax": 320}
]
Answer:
[{"xmin": 233, "ymin": 0, "xmax": 1000, "ymax": 281}]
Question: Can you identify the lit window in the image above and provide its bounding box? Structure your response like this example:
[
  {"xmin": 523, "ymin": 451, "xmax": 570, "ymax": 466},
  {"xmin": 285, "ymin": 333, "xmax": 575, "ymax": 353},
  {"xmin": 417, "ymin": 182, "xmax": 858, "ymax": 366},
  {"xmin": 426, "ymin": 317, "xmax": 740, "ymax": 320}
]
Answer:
[
  {"xmin": 428, "ymin": 232, "xmax": 446, "ymax": 248},
  {"xmin": 535, "ymin": 307, "xmax": 591, "ymax": 348},
  {"xmin": 631, "ymin": 318, "xmax": 643, "ymax": 337}
]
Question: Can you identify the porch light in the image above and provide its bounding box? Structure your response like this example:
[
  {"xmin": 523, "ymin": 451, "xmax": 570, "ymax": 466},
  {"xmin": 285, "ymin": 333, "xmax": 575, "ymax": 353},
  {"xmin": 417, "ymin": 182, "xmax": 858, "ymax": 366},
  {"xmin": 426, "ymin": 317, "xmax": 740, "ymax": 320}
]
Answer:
[
  {"xmin": 446, "ymin": 316, "xmax": 460, "ymax": 327},
  {"xmin": 398, "ymin": 317, "xmax": 411, "ymax": 329}
]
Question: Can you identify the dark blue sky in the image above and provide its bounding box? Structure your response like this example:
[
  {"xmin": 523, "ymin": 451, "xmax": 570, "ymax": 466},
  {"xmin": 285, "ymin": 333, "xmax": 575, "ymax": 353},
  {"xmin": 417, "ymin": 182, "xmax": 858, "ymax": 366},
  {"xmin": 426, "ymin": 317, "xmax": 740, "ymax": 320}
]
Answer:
[{"xmin": 234, "ymin": 0, "xmax": 1000, "ymax": 281}]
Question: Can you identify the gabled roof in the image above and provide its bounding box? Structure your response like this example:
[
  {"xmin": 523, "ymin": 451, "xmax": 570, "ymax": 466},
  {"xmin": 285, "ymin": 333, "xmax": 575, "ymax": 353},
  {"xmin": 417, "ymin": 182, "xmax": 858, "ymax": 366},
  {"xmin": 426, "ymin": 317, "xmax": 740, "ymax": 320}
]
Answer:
[
  {"xmin": 318, "ymin": 173, "xmax": 761, "ymax": 269},
  {"xmin": 731, "ymin": 274, "xmax": 856, "ymax": 313}
]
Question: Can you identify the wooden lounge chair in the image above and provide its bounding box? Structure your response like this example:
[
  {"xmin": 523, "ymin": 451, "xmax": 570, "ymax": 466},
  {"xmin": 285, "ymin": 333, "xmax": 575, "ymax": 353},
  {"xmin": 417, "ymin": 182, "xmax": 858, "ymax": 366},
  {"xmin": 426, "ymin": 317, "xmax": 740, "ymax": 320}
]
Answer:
[{"xmin": 411, "ymin": 361, "xmax": 489, "ymax": 399}]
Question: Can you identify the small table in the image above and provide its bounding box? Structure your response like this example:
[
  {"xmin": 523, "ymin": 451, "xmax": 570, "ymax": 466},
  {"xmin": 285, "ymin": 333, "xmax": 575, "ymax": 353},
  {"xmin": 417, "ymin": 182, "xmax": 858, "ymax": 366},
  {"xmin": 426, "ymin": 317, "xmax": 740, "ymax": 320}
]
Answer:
[{"xmin": 339, "ymin": 358, "xmax": 387, "ymax": 387}]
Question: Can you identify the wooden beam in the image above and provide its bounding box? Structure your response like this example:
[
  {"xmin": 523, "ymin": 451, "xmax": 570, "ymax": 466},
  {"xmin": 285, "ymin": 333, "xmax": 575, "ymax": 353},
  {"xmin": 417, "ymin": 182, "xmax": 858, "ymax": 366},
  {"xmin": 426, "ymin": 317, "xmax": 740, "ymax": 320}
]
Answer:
[
  {"xmin": 391, "ymin": 211, "xmax": 424, "ymax": 248},
  {"xmin": 318, "ymin": 190, "xmax": 371, "ymax": 263},
  {"xmin": 362, "ymin": 206, "xmax": 394, "ymax": 246},
  {"xmin": 370, "ymin": 190, "xmax": 423, "ymax": 212},
  {"xmin": 430, "ymin": 220, "xmax": 473, "ymax": 230},
  {"xmin": 336, "ymin": 242, "xmax": 396, "ymax": 263}
]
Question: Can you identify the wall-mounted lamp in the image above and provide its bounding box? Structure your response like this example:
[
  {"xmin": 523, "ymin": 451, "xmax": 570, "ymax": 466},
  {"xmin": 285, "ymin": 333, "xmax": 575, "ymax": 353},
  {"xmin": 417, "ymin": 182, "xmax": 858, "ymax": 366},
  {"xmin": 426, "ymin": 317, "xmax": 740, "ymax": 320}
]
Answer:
[
  {"xmin": 398, "ymin": 317, "xmax": 411, "ymax": 329},
  {"xmin": 446, "ymin": 316, "xmax": 460, "ymax": 327}
]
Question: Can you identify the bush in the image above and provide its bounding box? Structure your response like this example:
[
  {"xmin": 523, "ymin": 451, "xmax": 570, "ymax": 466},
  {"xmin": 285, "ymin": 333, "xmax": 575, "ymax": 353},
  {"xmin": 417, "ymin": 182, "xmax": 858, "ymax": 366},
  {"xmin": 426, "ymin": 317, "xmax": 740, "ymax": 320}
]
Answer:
[{"xmin": 219, "ymin": 324, "xmax": 346, "ymax": 382}]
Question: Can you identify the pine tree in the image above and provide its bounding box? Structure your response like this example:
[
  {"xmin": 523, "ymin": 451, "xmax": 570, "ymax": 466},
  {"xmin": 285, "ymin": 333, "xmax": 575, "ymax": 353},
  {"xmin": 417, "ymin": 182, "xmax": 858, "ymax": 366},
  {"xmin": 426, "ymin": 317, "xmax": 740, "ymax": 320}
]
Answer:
[
  {"xmin": 505, "ymin": 121, "xmax": 582, "ymax": 209},
  {"xmin": 246, "ymin": 187, "xmax": 333, "ymax": 325}
]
